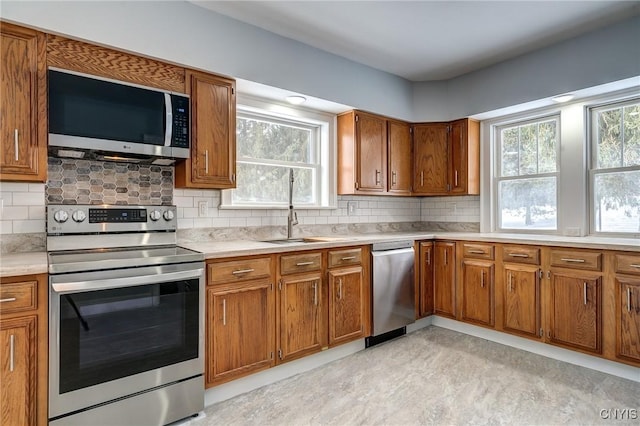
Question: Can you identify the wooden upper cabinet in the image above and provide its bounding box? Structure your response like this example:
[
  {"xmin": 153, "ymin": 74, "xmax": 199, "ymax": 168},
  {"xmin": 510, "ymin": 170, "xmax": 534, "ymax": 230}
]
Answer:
[
  {"xmin": 387, "ymin": 119, "xmax": 412, "ymax": 195},
  {"xmin": 0, "ymin": 23, "xmax": 47, "ymax": 182},
  {"xmin": 413, "ymin": 123, "xmax": 449, "ymax": 195},
  {"xmin": 175, "ymin": 70, "xmax": 236, "ymax": 189},
  {"xmin": 412, "ymin": 119, "xmax": 479, "ymax": 196}
]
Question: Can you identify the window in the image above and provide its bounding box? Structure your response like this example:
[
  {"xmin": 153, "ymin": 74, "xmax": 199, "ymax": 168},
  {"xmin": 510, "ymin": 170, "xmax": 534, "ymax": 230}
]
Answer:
[
  {"xmin": 590, "ymin": 99, "xmax": 640, "ymax": 234},
  {"xmin": 222, "ymin": 97, "xmax": 335, "ymax": 208},
  {"xmin": 495, "ymin": 116, "xmax": 559, "ymax": 231}
]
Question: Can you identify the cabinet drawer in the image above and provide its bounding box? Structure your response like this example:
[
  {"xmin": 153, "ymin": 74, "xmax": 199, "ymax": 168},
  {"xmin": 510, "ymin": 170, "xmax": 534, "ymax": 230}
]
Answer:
[
  {"xmin": 462, "ymin": 243, "xmax": 494, "ymax": 260},
  {"xmin": 280, "ymin": 252, "xmax": 322, "ymax": 275},
  {"xmin": 0, "ymin": 280, "xmax": 37, "ymax": 313},
  {"xmin": 502, "ymin": 245, "xmax": 540, "ymax": 265},
  {"xmin": 208, "ymin": 257, "xmax": 272, "ymax": 285},
  {"xmin": 615, "ymin": 253, "xmax": 640, "ymax": 276},
  {"xmin": 328, "ymin": 248, "xmax": 362, "ymax": 268},
  {"xmin": 550, "ymin": 249, "xmax": 602, "ymax": 271}
]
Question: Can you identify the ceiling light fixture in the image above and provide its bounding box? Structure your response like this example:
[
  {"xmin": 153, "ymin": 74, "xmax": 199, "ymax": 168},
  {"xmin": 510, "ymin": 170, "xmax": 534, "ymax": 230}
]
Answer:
[
  {"xmin": 286, "ymin": 95, "xmax": 306, "ymax": 105},
  {"xmin": 551, "ymin": 94, "xmax": 575, "ymax": 103}
]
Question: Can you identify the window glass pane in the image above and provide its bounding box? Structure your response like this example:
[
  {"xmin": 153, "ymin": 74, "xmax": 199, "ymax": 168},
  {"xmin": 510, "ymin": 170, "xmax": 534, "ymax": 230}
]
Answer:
[
  {"xmin": 623, "ymin": 104, "xmax": 640, "ymax": 167},
  {"xmin": 519, "ymin": 123, "xmax": 537, "ymax": 175},
  {"xmin": 596, "ymin": 107, "xmax": 622, "ymax": 169},
  {"xmin": 499, "ymin": 177, "xmax": 557, "ymax": 230},
  {"xmin": 237, "ymin": 117, "xmax": 313, "ymax": 163},
  {"xmin": 593, "ymin": 170, "xmax": 640, "ymax": 233},
  {"xmin": 232, "ymin": 163, "xmax": 315, "ymax": 205},
  {"xmin": 500, "ymin": 127, "xmax": 518, "ymax": 177},
  {"xmin": 538, "ymin": 120, "xmax": 557, "ymax": 173}
]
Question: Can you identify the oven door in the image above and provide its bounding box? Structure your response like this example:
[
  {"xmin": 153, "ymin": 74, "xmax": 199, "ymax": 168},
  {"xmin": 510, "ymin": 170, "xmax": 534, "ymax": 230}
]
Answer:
[{"xmin": 49, "ymin": 262, "xmax": 204, "ymax": 420}]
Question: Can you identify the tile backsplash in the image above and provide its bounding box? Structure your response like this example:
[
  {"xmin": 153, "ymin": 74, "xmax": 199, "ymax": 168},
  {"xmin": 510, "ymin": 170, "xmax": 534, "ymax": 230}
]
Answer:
[{"xmin": 45, "ymin": 158, "xmax": 173, "ymax": 205}]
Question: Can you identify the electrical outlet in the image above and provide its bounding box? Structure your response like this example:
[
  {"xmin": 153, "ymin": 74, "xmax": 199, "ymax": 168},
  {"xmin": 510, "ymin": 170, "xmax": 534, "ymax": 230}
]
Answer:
[
  {"xmin": 198, "ymin": 201, "xmax": 208, "ymax": 217},
  {"xmin": 347, "ymin": 201, "xmax": 357, "ymax": 216}
]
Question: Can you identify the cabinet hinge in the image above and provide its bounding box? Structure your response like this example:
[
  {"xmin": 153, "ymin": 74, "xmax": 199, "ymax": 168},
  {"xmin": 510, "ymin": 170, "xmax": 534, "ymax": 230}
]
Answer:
[
  {"xmin": 539, "ymin": 328, "xmax": 543, "ymax": 337},
  {"xmin": 355, "ymin": 115, "xmax": 359, "ymax": 122},
  {"xmin": 355, "ymin": 182, "xmax": 359, "ymax": 190},
  {"xmin": 231, "ymin": 173, "xmax": 236, "ymax": 182},
  {"xmin": 547, "ymin": 271, "xmax": 551, "ymax": 279},
  {"xmin": 270, "ymin": 351, "xmax": 274, "ymax": 360},
  {"xmin": 278, "ymin": 279, "xmax": 282, "ymax": 291},
  {"xmin": 447, "ymin": 184, "xmax": 451, "ymax": 191},
  {"xmin": 538, "ymin": 270, "xmax": 543, "ymax": 279},
  {"xmin": 410, "ymin": 127, "xmax": 413, "ymax": 134},
  {"xmin": 270, "ymin": 283, "xmax": 273, "ymax": 291},
  {"xmin": 231, "ymin": 87, "xmax": 235, "ymax": 95},
  {"xmin": 278, "ymin": 349, "xmax": 283, "ymax": 359}
]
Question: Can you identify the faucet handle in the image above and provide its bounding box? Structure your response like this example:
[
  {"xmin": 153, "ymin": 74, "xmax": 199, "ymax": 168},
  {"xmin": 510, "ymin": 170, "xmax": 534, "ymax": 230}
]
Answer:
[{"xmin": 292, "ymin": 211, "xmax": 299, "ymax": 226}]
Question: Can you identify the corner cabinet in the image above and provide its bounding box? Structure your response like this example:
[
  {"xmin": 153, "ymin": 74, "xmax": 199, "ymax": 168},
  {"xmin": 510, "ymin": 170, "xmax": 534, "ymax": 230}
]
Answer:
[
  {"xmin": 0, "ymin": 274, "xmax": 48, "ymax": 426},
  {"xmin": 175, "ymin": 70, "xmax": 236, "ymax": 189},
  {"xmin": 387, "ymin": 119, "xmax": 412, "ymax": 195},
  {"xmin": 0, "ymin": 23, "xmax": 47, "ymax": 182}
]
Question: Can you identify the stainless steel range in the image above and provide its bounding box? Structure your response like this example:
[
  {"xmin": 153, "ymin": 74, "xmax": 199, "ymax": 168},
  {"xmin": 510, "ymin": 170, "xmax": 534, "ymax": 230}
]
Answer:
[{"xmin": 46, "ymin": 204, "xmax": 205, "ymax": 426}]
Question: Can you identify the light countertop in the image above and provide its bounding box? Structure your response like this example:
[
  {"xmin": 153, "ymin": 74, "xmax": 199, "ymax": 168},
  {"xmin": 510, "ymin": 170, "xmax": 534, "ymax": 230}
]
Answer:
[{"xmin": 1, "ymin": 232, "xmax": 638, "ymax": 277}]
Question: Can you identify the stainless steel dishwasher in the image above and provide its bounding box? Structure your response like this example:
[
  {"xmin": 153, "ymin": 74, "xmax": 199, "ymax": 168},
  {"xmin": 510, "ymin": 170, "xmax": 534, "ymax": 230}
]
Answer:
[{"xmin": 367, "ymin": 240, "xmax": 416, "ymax": 347}]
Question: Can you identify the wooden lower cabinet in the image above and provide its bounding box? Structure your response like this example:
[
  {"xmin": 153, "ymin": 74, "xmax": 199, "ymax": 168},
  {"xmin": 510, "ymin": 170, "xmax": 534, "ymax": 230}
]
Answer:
[
  {"xmin": 328, "ymin": 266, "xmax": 365, "ymax": 345},
  {"xmin": 460, "ymin": 260, "xmax": 494, "ymax": 327},
  {"xmin": 418, "ymin": 242, "xmax": 434, "ymax": 318},
  {"xmin": 278, "ymin": 272, "xmax": 325, "ymax": 363},
  {"xmin": 615, "ymin": 276, "xmax": 640, "ymax": 362},
  {"xmin": 206, "ymin": 280, "xmax": 274, "ymax": 386},
  {"xmin": 549, "ymin": 271, "xmax": 602, "ymax": 354},
  {"xmin": 502, "ymin": 263, "xmax": 540, "ymax": 338},
  {"xmin": 0, "ymin": 274, "xmax": 47, "ymax": 426},
  {"xmin": 433, "ymin": 241, "xmax": 456, "ymax": 318}
]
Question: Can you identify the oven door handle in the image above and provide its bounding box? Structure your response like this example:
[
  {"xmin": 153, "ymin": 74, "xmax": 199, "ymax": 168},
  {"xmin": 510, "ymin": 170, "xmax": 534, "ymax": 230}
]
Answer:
[{"xmin": 51, "ymin": 268, "xmax": 203, "ymax": 294}]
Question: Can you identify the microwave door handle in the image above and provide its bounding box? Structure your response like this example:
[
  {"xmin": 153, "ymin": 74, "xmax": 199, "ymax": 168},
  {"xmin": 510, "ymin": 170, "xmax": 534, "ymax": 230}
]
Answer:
[{"xmin": 164, "ymin": 93, "xmax": 173, "ymax": 147}]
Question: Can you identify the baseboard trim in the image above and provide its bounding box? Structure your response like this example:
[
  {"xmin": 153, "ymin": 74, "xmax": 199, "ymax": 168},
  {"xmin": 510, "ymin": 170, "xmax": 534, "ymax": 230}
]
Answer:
[{"xmin": 431, "ymin": 316, "xmax": 640, "ymax": 383}]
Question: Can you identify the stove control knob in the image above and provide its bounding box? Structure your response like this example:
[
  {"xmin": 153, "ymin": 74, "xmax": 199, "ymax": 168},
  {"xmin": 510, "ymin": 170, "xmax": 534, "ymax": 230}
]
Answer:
[
  {"xmin": 163, "ymin": 210, "xmax": 175, "ymax": 221},
  {"xmin": 72, "ymin": 210, "xmax": 86, "ymax": 223},
  {"xmin": 53, "ymin": 210, "xmax": 69, "ymax": 223},
  {"xmin": 149, "ymin": 210, "xmax": 162, "ymax": 221}
]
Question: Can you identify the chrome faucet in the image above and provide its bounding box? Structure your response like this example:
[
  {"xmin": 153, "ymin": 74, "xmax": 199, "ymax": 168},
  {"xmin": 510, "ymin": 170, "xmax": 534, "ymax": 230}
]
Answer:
[{"xmin": 287, "ymin": 168, "xmax": 298, "ymax": 239}]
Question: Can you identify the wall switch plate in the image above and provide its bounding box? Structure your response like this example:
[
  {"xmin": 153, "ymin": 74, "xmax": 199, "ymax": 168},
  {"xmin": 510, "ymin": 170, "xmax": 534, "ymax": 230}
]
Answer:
[
  {"xmin": 347, "ymin": 201, "xmax": 357, "ymax": 216},
  {"xmin": 198, "ymin": 201, "xmax": 208, "ymax": 217}
]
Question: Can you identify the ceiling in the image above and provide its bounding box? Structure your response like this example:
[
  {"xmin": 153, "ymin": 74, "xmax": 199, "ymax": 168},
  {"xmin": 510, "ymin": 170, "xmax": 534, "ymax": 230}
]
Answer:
[{"xmin": 192, "ymin": 1, "xmax": 639, "ymax": 82}]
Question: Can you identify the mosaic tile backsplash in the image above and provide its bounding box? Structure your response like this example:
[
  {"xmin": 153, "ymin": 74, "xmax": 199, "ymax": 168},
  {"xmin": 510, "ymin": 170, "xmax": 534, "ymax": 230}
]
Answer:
[{"xmin": 46, "ymin": 157, "xmax": 173, "ymax": 205}]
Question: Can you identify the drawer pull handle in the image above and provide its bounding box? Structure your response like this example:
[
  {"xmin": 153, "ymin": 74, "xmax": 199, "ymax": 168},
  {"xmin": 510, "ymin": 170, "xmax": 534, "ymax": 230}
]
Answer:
[
  {"xmin": 561, "ymin": 258, "xmax": 585, "ymax": 263},
  {"xmin": 469, "ymin": 250, "xmax": 485, "ymax": 254},
  {"xmin": 0, "ymin": 297, "xmax": 17, "ymax": 303},
  {"xmin": 630, "ymin": 264, "xmax": 640, "ymax": 268},
  {"xmin": 232, "ymin": 268, "xmax": 254, "ymax": 275},
  {"xmin": 583, "ymin": 282, "xmax": 588, "ymax": 305},
  {"xmin": 9, "ymin": 335, "xmax": 15, "ymax": 372},
  {"xmin": 296, "ymin": 261, "xmax": 315, "ymax": 266},
  {"xmin": 628, "ymin": 288, "xmax": 632, "ymax": 312},
  {"xmin": 341, "ymin": 256, "xmax": 356, "ymax": 261},
  {"xmin": 509, "ymin": 253, "xmax": 530, "ymax": 258}
]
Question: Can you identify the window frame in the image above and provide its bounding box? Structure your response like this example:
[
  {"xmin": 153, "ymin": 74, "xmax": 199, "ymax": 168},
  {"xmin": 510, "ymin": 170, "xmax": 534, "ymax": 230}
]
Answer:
[
  {"xmin": 588, "ymin": 97, "xmax": 640, "ymax": 236},
  {"xmin": 493, "ymin": 114, "xmax": 561, "ymax": 234},
  {"xmin": 221, "ymin": 95, "xmax": 337, "ymax": 209}
]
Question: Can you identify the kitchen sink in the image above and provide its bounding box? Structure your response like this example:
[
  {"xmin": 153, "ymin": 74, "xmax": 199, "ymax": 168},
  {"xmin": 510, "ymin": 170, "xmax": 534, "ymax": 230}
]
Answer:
[{"xmin": 261, "ymin": 238, "xmax": 309, "ymax": 245}]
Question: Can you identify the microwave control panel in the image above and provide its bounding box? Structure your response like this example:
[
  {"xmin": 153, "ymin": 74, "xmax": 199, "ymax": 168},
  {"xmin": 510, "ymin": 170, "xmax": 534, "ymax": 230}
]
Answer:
[{"xmin": 171, "ymin": 95, "xmax": 189, "ymax": 148}]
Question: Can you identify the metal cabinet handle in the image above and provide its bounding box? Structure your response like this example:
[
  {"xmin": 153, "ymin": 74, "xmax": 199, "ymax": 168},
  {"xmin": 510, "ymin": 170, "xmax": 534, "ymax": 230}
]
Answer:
[
  {"xmin": 583, "ymin": 282, "xmax": 588, "ymax": 305},
  {"xmin": 509, "ymin": 253, "xmax": 530, "ymax": 258},
  {"xmin": 375, "ymin": 170, "xmax": 381, "ymax": 185},
  {"xmin": 0, "ymin": 297, "xmax": 17, "ymax": 303},
  {"xmin": 481, "ymin": 270, "xmax": 485, "ymax": 288},
  {"xmin": 337, "ymin": 278, "xmax": 343, "ymax": 300},
  {"xmin": 420, "ymin": 171, "xmax": 424, "ymax": 187},
  {"xmin": 222, "ymin": 299, "xmax": 226, "ymax": 325},
  {"xmin": 508, "ymin": 272, "xmax": 513, "ymax": 292},
  {"xmin": 341, "ymin": 256, "xmax": 356, "ymax": 261},
  {"xmin": 312, "ymin": 281, "xmax": 318, "ymax": 306},
  {"xmin": 426, "ymin": 251, "xmax": 430, "ymax": 265},
  {"xmin": 561, "ymin": 258, "xmax": 585, "ymax": 263},
  {"xmin": 205, "ymin": 150, "xmax": 209, "ymax": 174},
  {"xmin": 14, "ymin": 129, "xmax": 19, "ymax": 161},
  {"xmin": 469, "ymin": 250, "xmax": 485, "ymax": 254},
  {"xmin": 296, "ymin": 261, "xmax": 314, "ymax": 266},
  {"xmin": 9, "ymin": 334, "xmax": 15, "ymax": 372},
  {"xmin": 444, "ymin": 249, "xmax": 448, "ymax": 266},
  {"xmin": 232, "ymin": 268, "xmax": 254, "ymax": 275},
  {"xmin": 454, "ymin": 170, "xmax": 458, "ymax": 187},
  {"xmin": 392, "ymin": 171, "xmax": 397, "ymax": 186},
  {"xmin": 628, "ymin": 288, "xmax": 632, "ymax": 313}
]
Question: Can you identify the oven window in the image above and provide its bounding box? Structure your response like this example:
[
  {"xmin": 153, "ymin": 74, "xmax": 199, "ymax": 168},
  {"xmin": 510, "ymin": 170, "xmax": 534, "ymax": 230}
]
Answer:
[{"xmin": 58, "ymin": 279, "xmax": 199, "ymax": 394}]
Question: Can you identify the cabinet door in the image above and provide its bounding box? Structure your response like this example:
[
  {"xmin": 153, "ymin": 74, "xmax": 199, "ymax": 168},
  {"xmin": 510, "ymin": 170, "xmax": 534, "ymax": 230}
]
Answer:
[
  {"xmin": 419, "ymin": 242, "xmax": 434, "ymax": 318},
  {"xmin": 0, "ymin": 23, "xmax": 46, "ymax": 182},
  {"xmin": 449, "ymin": 118, "xmax": 479, "ymax": 195},
  {"xmin": 503, "ymin": 264, "xmax": 540, "ymax": 338},
  {"xmin": 549, "ymin": 272, "xmax": 601, "ymax": 353},
  {"xmin": 413, "ymin": 123, "xmax": 449, "ymax": 195},
  {"xmin": 387, "ymin": 120, "xmax": 412, "ymax": 195},
  {"xmin": 461, "ymin": 260, "xmax": 494, "ymax": 327},
  {"xmin": 206, "ymin": 280, "xmax": 274, "ymax": 386},
  {"xmin": 1, "ymin": 316, "xmax": 36, "ymax": 426},
  {"xmin": 616, "ymin": 276, "xmax": 640, "ymax": 362},
  {"xmin": 328, "ymin": 266, "xmax": 364, "ymax": 345},
  {"xmin": 176, "ymin": 70, "xmax": 236, "ymax": 188},
  {"xmin": 278, "ymin": 273, "xmax": 324, "ymax": 362},
  {"xmin": 434, "ymin": 242, "xmax": 456, "ymax": 318},
  {"xmin": 355, "ymin": 112, "xmax": 386, "ymax": 192}
]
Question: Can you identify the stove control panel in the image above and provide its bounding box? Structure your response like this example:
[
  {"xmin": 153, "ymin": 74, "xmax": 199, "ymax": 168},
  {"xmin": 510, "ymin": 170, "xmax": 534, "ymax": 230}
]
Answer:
[{"xmin": 47, "ymin": 205, "xmax": 177, "ymax": 235}]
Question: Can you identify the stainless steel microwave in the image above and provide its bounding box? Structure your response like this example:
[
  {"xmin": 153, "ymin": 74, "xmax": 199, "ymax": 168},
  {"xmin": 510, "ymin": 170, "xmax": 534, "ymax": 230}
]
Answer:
[{"xmin": 48, "ymin": 68, "xmax": 190, "ymax": 165}]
